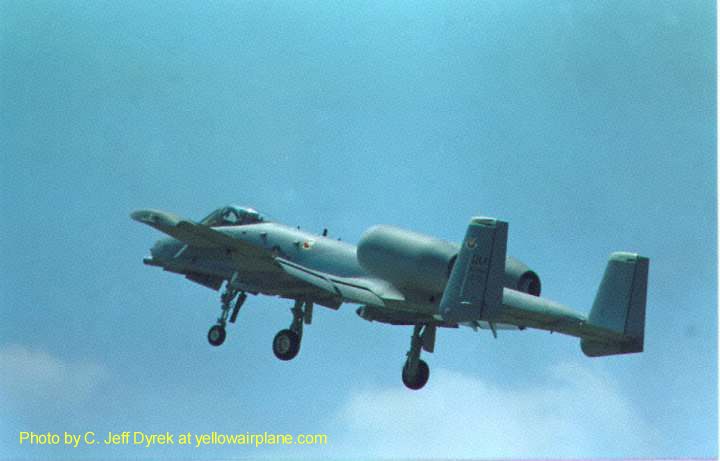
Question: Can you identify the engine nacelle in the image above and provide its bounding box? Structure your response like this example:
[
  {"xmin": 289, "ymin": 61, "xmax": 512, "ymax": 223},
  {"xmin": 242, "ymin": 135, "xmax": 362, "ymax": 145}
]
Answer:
[
  {"xmin": 357, "ymin": 225, "xmax": 542, "ymax": 297},
  {"xmin": 357, "ymin": 225, "xmax": 457, "ymax": 294},
  {"xmin": 504, "ymin": 256, "xmax": 542, "ymax": 296}
]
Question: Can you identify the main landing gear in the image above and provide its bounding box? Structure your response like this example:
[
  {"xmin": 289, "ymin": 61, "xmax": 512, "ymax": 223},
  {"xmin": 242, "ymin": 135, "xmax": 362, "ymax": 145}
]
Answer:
[
  {"xmin": 402, "ymin": 323, "xmax": 435, "ymax": 390},
  {"xmin": 205, "ymin": 285, "xmax": 432, "ymax": 390},
  {"xmin": 272, "ymin": 300, "xmax": 313, "ymax": 361},
  {"xmin": 205, "ymin": 279, "xmax": 313, "ymax": 361},
  {"xmin": 207, "ymin": 280, "xmax": 246, "ymax": 347}
]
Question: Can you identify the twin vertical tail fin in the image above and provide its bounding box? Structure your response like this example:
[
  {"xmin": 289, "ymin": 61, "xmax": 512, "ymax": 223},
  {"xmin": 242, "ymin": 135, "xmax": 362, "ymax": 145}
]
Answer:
[
  {"xmin": 438, "ymin": 218, "xmax": 649, "ymax": 359},
  {"xmin": 438, "ymin": 217, "xmax": 508, "ymax": 323},
  {"xmin": 581, "ymin": 252, "xmax": 649, "ymax": 357}
]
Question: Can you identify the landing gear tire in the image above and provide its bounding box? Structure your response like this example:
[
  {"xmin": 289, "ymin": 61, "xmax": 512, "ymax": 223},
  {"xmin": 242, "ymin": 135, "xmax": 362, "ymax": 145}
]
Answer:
[
  {"xmin": 402, "ymin": 359, "xmax": 430, "ymax": 390},
  {"xmin": 273, "ymin": 329, "xmax": 300, "ymax": 361},
  {"xmin": 208, "ymin": 325, "xmax": 226, "ymax": 347}
]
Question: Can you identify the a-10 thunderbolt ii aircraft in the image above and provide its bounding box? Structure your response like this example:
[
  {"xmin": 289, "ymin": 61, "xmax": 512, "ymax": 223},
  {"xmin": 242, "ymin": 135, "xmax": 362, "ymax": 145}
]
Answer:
[{"xmin": 132, "ymin": 205, "xmax": 649, "ymax": 390}]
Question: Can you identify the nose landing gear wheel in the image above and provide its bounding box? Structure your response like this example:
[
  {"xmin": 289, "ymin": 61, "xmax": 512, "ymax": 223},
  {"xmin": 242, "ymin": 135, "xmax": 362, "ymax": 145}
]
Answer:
[
  {"xmin": 402, "ymin": 359, "xmax": 429, "ymax": 390},
  {"xmin": 273, "ymin": 329, "xmax": 300, "ymax": 361},
  {"xmin": 208, "ymin": 325, "xmax": 226, "ymax": 347}
]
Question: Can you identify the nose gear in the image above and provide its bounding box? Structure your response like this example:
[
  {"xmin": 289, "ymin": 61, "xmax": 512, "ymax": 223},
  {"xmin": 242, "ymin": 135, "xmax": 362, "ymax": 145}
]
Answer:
[{"xmin": 207, "ymin": 276, "xmax": 246, "ymax": 347}]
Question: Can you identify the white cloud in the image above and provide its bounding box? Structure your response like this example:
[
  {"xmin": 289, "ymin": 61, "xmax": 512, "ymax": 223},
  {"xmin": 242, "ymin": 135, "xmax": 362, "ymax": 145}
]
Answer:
[
  {"xmin": 0, "ymin": 344, "xmax": 108, "ymax": 405},
  {"xmin": 333, "ymin": 362, "xmax": 657, "ymax": 459}
]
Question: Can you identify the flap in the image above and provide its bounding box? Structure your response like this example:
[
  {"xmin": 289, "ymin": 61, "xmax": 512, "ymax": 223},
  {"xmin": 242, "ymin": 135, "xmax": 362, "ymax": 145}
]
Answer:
[{"xmin": 276, "ymin": 258, "xmax": 386, "ymax": 307}]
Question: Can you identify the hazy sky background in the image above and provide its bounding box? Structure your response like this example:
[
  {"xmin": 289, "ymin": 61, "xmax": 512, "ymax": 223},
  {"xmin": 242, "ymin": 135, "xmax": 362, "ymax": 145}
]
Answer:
[{"xmin": 1, "ymin": 0, "xmax": 716, "ymax": 459}]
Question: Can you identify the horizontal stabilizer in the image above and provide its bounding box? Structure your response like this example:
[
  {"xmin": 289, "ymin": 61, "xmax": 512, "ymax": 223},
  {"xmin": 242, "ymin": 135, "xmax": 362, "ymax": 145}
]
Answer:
[
  {"xmin": 439, "ymin": 217, "xmax": 508, "ymax": 322},
  {"xmin": 581, "ymin": 252, "xmax": 649, "ymax": 357}
]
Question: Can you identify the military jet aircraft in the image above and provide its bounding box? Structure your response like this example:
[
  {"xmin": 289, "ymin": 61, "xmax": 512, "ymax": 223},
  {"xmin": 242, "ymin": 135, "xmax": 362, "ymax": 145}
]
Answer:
[{"xmin": 132, "ymin": 205, "xmax": 649, "ymax": 390}]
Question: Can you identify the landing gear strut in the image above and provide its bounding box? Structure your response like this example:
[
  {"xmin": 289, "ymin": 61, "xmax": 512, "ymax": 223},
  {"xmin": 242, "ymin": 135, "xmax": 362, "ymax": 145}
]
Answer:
[
  {"xmin": 402, "ymin": 323, "xmax": 432, "ymax": 390},
  {"xmin": 207, "ymin": 279, "xmax": 246, "ymax": 347},
  {"xmin": 273, "ymin": 300, "xmax": 313, "ymax": 361}
]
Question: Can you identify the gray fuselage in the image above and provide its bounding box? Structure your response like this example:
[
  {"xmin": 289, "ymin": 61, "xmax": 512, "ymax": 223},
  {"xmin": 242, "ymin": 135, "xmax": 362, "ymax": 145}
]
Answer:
[{"xmin": 151, "ymin": 222, "xmax": 366, "ymax": 292}]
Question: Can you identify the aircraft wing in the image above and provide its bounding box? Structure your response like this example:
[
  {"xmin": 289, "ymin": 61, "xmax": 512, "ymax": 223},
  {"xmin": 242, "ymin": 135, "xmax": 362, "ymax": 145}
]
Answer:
[
  {"xmin": 131, "ymin": 209, "xmax": 271, "ymax": 261},
  {"xmin": 275, "ymin": 258, "xmax": 403, "ymax": 308},
  {"xmin": 132, "ymin": 209, "xmax": 391, "ymax": 309}
]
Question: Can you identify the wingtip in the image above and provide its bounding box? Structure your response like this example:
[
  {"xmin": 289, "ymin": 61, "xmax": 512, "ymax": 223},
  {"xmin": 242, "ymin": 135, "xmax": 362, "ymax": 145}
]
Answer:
[
  {"xmin": 130, "ymin": 209, "xmax": 180, "ymax": 227},
  {"xmin": 130, "ymin": 209, "xmax": 155, "ymax": 223}
]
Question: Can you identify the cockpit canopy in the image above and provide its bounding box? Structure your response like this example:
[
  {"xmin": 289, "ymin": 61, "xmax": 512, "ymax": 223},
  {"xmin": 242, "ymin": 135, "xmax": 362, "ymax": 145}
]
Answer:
[{"xmin": 199, "ymin": 205, "xmax": 270, "ymax": 227}]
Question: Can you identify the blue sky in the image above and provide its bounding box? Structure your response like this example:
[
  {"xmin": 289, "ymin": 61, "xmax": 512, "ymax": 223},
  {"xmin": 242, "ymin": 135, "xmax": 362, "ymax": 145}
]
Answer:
[{"xmin": 1, "ymin": 0, "xmax": 716, "ymax": 459}]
